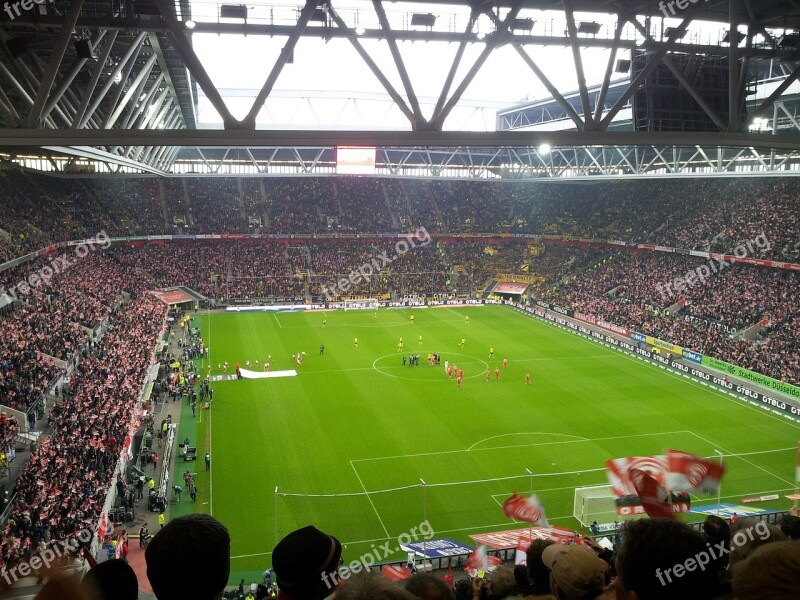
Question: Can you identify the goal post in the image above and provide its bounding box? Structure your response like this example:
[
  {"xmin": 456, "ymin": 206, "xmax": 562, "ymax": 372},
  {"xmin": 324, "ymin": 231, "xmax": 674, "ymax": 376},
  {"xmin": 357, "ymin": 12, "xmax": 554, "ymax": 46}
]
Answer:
[
  {"xmin": 573, "ymin": 485, "xmax": 619, "ymax": 527},
  {"xmin": 343, "ymin": 298, "xmax": 381, "ymax": 311}
]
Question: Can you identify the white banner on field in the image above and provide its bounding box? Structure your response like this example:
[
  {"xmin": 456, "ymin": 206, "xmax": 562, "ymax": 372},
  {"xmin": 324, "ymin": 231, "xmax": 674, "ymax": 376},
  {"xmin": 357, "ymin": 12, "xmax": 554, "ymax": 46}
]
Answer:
[{"xmin": 239, "ymin": 369, "xmax": 297, "ymax": 379}]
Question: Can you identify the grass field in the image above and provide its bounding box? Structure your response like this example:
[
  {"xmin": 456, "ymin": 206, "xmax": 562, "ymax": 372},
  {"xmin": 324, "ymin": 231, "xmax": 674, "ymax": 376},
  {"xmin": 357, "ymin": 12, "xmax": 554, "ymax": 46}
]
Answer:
[{"xmin": 174, "ymin": 304, "xmax": 799, "ymax": 583}]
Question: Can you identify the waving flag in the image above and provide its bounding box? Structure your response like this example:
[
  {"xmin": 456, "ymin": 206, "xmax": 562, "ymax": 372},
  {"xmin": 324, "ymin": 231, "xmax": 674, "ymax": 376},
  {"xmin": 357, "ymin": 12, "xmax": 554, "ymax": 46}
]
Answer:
[
  {"xmin": 607, "ymin": 455, "xmax": 691, "ymax": 516},
  {"xmin": 666, "ymin": 449, "xmax": 726, "ymax": 494},
  {"xmin": 465, "ymin": 545, "xmax": 502, "ymax": 577},
  {"xmin": 502, "ymin": 493, "xmax": 549, "ymax": 525},
  {"xmin": 606, "ymin": 455, "xmax": 667, "ymax": 496},
  {"xmin": 382, "ymin": 565, "xmax": 412, "ymax": 582},
  {"xmin": 441, "ymin": 565, "xmax": 454, "ymax": 587},
  {"xmin": 630, "ymin": 468, "xmax": 675, "ymax": 520}
]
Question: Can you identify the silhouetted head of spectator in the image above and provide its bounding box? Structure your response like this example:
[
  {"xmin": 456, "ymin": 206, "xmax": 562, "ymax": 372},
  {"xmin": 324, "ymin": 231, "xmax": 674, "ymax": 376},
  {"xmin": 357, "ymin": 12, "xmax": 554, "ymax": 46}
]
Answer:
[
  {"xmin": 526, "ymin": 539, "xmax": 555, "ymax": 587},
  {"xmin": 542, "ymin": 544, "xmax": 608, "ymax": 600},
  {"xmin": 145, "ymin": 513, "xmax": 230, "ymax": 600},
  {"xmin": 513, "ymin": 564, "xmax": 529, "ymax": 589},
  {"xmin": 405, "ymin": 572, "xmax": 455, "ymax": 600},
  {"xmin": 453, "ymin": 579, "xmax": 472, "ymax": 600},
  {"xmin": 701, "ymin": 514, "xmax": 730, "ymax": 572},
  {"xmin": 702, "ymin": 514, "xmax": 729, "ymax": 543},
  {"xmin": 81, "ymin": 559, "xmax": 138, "ymax": 600},
  {"xmin": 272, "ymin": 525, "xmax": 342, "ymax": 599},
  {"xmin": 732, "ymin": 540, "xmax": 800, "ymax": 600},
  {"xmin": 779, "ymin": 513, "xmax": 800, "ymax": 539},
  {"xmin": 615, "ymin": 519, "xmax": 719, "ymax": 600}
]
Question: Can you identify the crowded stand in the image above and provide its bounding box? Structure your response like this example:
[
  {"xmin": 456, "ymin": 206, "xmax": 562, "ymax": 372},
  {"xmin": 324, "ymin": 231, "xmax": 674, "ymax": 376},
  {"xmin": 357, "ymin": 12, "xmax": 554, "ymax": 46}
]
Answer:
[
  {"xmin": 335, "ymin": 176, "xmax": 396, "ymax": 233},
  {"xmin": 442, "ymin": 240, "xmax": 532, "ymax": 294},
  {"xmin": 305, "ymin": 240, "xmax": 448, "ymax": 298},
  {"xmin": 265, "ymin": 178, "xmax": 334, "ymax": 233},
  {"xmin": 186, "ymin": 178, "xmax": 250, "ymax": 234},
  {"xmin": 0, "ymin": 293, "xmax": 166, "ymax": 568},
  {"xmin": 532, "ymin": 244, "xmax": 800, "ymax": 385},
  {"xmin": 389, "ymin": 179, "xmax": 446, "ymax": 233},
  {"xmin": 0, "ymin": 169, "xmax": 797, "ymax": 260},
  {"xmin": 95, "ymin": 178, "xmax": 167, "ymax": 235}
]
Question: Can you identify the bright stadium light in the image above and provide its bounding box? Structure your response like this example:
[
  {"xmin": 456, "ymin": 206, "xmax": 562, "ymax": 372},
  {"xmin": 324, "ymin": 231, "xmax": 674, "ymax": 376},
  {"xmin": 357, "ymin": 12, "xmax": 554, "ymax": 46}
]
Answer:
[{"xmin": 539, "ymin": 143, "xmax": 551, "ymax": 155}]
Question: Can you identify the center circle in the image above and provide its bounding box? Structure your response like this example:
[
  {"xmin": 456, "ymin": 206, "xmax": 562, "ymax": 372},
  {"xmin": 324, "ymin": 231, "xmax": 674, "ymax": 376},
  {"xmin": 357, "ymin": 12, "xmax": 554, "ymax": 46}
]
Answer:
[{"xmin": 372, "ymin": 351, "xmax": 490, "ymax": 381}]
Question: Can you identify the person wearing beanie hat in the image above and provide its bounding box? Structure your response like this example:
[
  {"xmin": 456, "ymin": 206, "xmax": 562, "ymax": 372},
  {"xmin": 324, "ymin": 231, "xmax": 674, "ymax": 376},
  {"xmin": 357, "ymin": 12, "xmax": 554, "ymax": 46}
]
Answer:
[
  {"xmin": 81, "ymin": 559, "xmax": 138, "ymax": 600},
  {"xmin": 542, "ymin": 544, "xmax": 608, "ymax": 600},
  {"xmin": 145, "ymin": 513, "xmax": 230, "ymax": 600},
  {"xmin": 272, "ymin": 525, "xmax": 342, "ymax": 600}
]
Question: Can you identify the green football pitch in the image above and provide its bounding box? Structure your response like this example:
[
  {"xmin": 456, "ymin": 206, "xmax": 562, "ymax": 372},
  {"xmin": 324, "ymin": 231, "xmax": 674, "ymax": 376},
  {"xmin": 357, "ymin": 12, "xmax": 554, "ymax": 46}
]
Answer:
[{"xmin": 174, "ymin": 304, "xmax": 799, "ymax": 582}]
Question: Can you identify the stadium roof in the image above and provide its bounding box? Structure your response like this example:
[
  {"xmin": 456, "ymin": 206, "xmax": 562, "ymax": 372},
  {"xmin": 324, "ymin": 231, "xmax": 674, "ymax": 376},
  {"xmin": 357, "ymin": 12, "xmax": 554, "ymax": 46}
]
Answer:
[{"xmin": 1, "ymin": 1, "xmax": 800, "ymax": 177}]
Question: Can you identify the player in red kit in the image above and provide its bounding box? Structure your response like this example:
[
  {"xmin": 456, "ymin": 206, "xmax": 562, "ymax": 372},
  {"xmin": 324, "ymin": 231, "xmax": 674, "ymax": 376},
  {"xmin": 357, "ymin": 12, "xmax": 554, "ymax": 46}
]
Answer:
[
  {"xmin": 456, "ymin": 375, "xmax": 463, "ymax": 389},
  {"xmin": 459, "ymin": 369, "xmax": 464, "ymax": 379},
  {"xmin": 503, "ymin": 357, "xmax": 508, "ymax": 369},
  {"xmin": 495, "ymin": 367, "xmax": 500, "ymax": 380},
  {"xmin": 525, "ymin": 372, "xmax": 531, "ymax": 385},
  {"xmin": 486, "ymin": 369, "xmax": 491, "ymax": 381}
]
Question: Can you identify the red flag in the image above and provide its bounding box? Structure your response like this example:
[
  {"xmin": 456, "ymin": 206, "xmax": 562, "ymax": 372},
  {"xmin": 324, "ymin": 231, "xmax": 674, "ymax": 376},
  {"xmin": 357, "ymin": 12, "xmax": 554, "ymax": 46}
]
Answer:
[
  {"xmin": 465, "ymin": 545, "xmax": 502, "ymax": 577},
  {"xmin": 606, "ymin": 456, "xmax": 667, "ymax": 497},
  {"xmin": 630, "ymin": 468, "xmax": 675, "ymax": 520},
  {"xmin": 382, "ymin": 565, "xmax": 412, "ymax": 582},
  {"xmin": 441, "ymin": 565, "xmax": 454, "ymax": 587},
  {"xmin": 665, "ymin": 449, "xmax": 726, "ymax": 494},
  {"xmin": 97, "ymin": 513, "xmax": 108, "ymax": 541},
  {"xmin": 502, "ymin": 493, "xmax": 548, "ymax": 525}
]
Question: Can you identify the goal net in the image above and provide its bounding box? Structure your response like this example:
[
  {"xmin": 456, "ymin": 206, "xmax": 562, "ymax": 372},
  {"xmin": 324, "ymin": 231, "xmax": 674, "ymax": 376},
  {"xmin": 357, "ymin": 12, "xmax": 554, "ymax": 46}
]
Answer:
[
  {"xmin": 343, "ymin": 299, "xmax": 380, "ymax": 311},
  {"xmin": 573, "ymin": 485, "xmax": 618, "ymax": 527}
]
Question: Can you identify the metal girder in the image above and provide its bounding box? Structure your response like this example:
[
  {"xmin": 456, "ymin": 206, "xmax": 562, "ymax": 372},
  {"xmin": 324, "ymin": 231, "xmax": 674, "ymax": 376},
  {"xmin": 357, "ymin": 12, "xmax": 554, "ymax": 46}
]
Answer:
[
  {"xmin": 25, "ymin": 0, "xmax": 84, "ymax": 127},
  {"xmin": 432, "ymin": 11, "xmax": 479, "ymax": 121},
  {"xmin": 9, "ymin": 14, "xmax": 800, "ymax": 60},
  {"xmin": 105, "ymin": 53, "xmax": 157, "ymax": 129},
  {"xmin": 595, "ymin": 19, "xmax": 627, "ymax": 125},
  {"xmin": 428, "ymin": 1, "xmax": 526, "ymax": 130},
  {"xmin": 729, "ymin": 0, "xmax": 741, "ymax": 131},
  {"xmin": 154, "ymin": 1, "xmax": 238, "ymax": 129},
  {"xmin": 484, "ymin": 9, "xmax": 585, "ymax": 130},
  {"xmin": 752, "ymin": 63, "xmax": 800, "ymax": 117},
  {"xmin": 72, "ymin": 30, "xmax": 118, "ymax": 128},
  {"xmin": 372, "ymin": 0, "xmax": 425, "ymax": 128},
  {"xmin": 243, "ymin": 0, "xmax": 322, "ymax": 128},
  {"xmin": 563, "ymin": 0, "xmax": 593, "ymax": 129},
  {"xmin": 5, "ymin": 129, "xmax": 800, "ymax": 151},
  {"xmin": 78, "ymin": 32, "xmax": 146, "ymax": 129},
  {"xmin": 41, "ymin": 145, "xmax": 167, "ymax": 175},
  {"xmin": 600, "ymin": 6, "xmax": 703, "ymax": 130},
  {"xmin": 326, "ymin": 5, "xmax": 416, "ymax": 124},
  {"xmin": 123, "ymin": 73, "xmax": 164, "ymax": 130},
  {"xmin": 42, "ymin": 29, "xmax": 108, "ymax": 122},
  {"xmin": 146, "ymin": 32, "xmax": 188, "ymax": 129}
]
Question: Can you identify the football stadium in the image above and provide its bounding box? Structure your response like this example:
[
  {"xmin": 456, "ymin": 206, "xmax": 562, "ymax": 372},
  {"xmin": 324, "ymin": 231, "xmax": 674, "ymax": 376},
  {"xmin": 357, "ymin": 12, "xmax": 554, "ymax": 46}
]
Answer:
[{"xmin": 0, "ymin": 1, "xmax": 799, "ymax": 599}]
